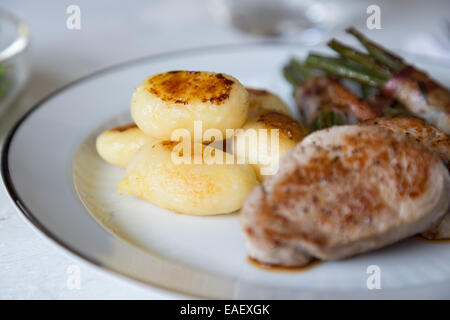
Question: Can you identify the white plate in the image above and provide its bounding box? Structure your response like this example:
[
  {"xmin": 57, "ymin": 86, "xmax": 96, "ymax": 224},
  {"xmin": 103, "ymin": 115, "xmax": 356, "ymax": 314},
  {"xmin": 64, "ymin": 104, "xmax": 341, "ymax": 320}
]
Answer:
[{"xmin": 3, "ymin": 43, "xmax": 450, "ymax": 299}]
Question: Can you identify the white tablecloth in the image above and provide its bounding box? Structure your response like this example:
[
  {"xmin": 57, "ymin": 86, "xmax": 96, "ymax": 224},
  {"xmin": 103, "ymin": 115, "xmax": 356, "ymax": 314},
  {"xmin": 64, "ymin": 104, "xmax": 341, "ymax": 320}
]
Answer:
[{"xmin": 1, "ymin": 0, "xmax": 449, "ymax": 299}]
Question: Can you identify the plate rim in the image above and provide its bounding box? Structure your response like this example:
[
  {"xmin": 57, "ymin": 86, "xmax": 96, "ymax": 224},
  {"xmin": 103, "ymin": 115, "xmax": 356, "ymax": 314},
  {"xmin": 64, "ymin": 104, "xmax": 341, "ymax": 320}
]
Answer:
[{"xmin": 3, "ymin": 41, "xmax": 450, "ymax": 299}]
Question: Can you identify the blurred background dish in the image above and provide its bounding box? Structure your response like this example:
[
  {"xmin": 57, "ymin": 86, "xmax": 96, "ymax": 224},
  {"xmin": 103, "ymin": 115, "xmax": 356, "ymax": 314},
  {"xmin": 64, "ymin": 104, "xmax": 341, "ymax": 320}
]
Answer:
[
  {"xmin": 211, "ymin": 0, "xmax": 340, "ymax": 43},
  {"xmin": 211, "ymin": 0, "xmax": 385, "ymax": 45},
  {"xmin": 0, "ymin": 9, "xmax": 29, "ymax": 117}
]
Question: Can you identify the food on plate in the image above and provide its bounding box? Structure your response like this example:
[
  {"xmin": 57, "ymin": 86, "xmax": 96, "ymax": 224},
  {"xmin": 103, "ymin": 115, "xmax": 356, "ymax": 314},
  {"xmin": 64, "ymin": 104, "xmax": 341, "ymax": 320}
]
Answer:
[
  {"xmin": 361, "ymin": 116, "xmax": 450, "ymax": 169},
  {"xmin": 280, "ymin": 28, "xmax": 450, "ymax": 250},
  {"xmin": 293, "ymin": 75, "xmax": 378, "ymax": 128},
  {"xmin": 88, "ymin": 27, "xmax": 450, "ymax": 271},
  {"xmin": 423, "ymin": 215, "xmax": 450, "ymax": 241},
  {"xmin": 235, "ymin": 111, "xmax": 308, "ymax": 181},
  {"xmin": 241, "ymin": 125, "xmax": 450, "ymax": 267},
  {"xmin": 361, "ymin": 116, "xmax": 450, "ymax": 239},
  {"xmin": 301, "ymin": 28, "xmax": 450, "ymax": 134},
  {"xmin": 233, "ymin": 88, "xmax": 307, "ymax": 181},
  {"xmin": 98, "ymin": 72, "xmax": 295, "ymax": 215},
  {"xmin": 96, "ymin": 123, "xmax": 155, "ymax": 168},
  {"xmin": 284, "ymin": 58, "xmax": 379, "ymax": 130},
  {"xmin": 246, "ymin": 88, "xmax": 292, "ymax": 118},
  {"xmin": 118, "ymin": 141, "xmax": 258, "ymax": 215},
  {"xmin": 131, "ymin": 71, "xmax": 249, "ymax": 139}
]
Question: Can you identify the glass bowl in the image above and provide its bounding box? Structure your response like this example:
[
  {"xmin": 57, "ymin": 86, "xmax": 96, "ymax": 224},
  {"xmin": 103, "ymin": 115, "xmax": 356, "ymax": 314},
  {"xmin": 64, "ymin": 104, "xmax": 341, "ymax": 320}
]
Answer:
[{"xmin": 0, "ymin": 9, "xmax": 30, "ymax": 117}]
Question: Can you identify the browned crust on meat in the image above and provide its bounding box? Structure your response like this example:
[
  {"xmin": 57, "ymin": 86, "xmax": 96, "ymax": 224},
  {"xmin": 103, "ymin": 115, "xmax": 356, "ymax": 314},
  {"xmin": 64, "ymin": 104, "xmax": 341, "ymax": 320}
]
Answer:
[
  {"xmin": 360, "ymin": 116, "xmax": 450, "ymax": 240},
  {"xmin": 361, "ymin": 116, "xmax": 450, "ymax": 168},
  {"xmin": 242, "ymin": 126, "xmax": 442, "ymax": 259},
  {"xmin": 146, "ymin": 71, "xmax": 235, "ymax": 105}
]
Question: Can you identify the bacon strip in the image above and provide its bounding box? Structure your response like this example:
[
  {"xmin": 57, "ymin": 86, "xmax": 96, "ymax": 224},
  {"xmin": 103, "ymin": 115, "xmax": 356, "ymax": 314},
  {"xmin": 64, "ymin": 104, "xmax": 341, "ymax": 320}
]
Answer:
[
  {"xmin": 294, "ymin": 76, "xmax": 379, "ymax": 126},
  {"xmin": 383, "ymin": 66, "xmax": 450, "ymax": 134}
]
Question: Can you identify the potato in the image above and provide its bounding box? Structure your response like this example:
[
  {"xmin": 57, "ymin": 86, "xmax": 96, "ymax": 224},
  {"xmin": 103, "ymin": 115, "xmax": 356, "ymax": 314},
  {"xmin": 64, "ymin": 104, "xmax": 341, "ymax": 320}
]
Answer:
[
  {"xmin": 96, "ymin": 123, "xmax": 155, "ymax": 168},
  {"xmin": 131, "ymin": 71, "xmax": 249, "ymax": 139},
  {"xmin": 246, "ymin": 88, "xmax": 292, "ymax": 119},
  {"xmin": 118, "ymin": 141, "xmax": 258, "ymax": 215},
  {"xmin": 234, "ymin": 111, "xmax": 308, "ymax": 181}
]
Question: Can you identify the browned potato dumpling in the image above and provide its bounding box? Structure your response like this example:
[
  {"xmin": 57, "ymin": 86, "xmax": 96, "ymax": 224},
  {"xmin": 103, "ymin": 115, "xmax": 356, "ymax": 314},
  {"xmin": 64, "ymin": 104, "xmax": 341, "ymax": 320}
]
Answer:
[
  {"xmin": 246, "ymin": 88, "xmax": 292, "ymax": 118},
  {"xmin": 118, "ymin": 141, "xmax": 258, "ymax": 215},
  {"xmin": 96, "ymin": 123, "xmax": 155, "ymax": 168},
  {"xmin": 131, "ymin": 71, "xmax": 249, "ymax": 139},
  {"xmin": 234, "ymin": 112, "xmax": 308, "ymax": 181}
]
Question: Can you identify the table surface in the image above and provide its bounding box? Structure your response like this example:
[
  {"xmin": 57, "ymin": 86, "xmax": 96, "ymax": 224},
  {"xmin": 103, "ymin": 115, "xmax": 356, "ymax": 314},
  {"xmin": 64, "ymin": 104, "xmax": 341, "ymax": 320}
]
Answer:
[{"xmin": 1, "ymin": 0, "xmax": 449, "ymax": 299}]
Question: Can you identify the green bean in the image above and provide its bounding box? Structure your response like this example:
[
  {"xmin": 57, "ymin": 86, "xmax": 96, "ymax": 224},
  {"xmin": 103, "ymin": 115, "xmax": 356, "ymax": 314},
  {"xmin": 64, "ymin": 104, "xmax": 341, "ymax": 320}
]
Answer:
[
  {"xmin": 328, "ymin": 39, "xmax": 391, "ymax": 79},
  {"xmin": 346, "ymin": 27, "xmax": 405, "ymax": 72},
  {"xmin": 306, "ymin": 53, "xmax": 386, "ymax": 88},
  {"xmin": 310, "ymin": 110, "xmax": 345, "ymax": 131}
]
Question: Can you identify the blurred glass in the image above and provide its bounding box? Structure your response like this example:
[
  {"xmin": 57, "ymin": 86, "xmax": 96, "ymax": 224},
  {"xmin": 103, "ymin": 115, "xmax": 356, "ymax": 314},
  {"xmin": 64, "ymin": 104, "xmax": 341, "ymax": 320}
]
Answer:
[
  {"xmin": 212, "ymin": 0, "xmax": 343, "ymax": 44},
  {"xmin": 0, "ymin": 9, "xmax": 30, "ymax": 117}
]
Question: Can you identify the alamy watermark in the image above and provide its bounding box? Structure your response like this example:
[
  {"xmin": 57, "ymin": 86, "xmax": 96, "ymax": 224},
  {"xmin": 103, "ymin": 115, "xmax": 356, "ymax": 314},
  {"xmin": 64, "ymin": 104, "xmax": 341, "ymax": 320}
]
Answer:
[
  {"xmin": 366, "ymin": 264, "xmax": 381, "ymax": 289},
  {"xmin": 66, "ymin": 264, "xmax": 81, "ymax": 290},
  {"xmin": 366, "ymin": 5, "xmax": 381, "ymax": 30},
  {"xmin": 170, "ymin": 120, "xmax": 280, "ymax": 176},
  {"xmin": 66, "ymin": 5, "xmax": 81, "ymax": 30}
]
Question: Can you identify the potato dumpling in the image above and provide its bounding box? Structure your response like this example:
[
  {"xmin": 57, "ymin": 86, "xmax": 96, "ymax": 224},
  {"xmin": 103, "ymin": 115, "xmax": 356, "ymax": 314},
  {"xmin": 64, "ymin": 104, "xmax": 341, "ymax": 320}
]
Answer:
[
  {"xmin": 118, "ymin": 141, "xmax": 258, "ymax": 215},
  {"xmin": 234, "ymin": 111, "xmax": 308, "ymax": 181},
  {"xmin": 131, "ymin": 71, "xmax": 249, "ymax": 139},
  {"xmin": 96, "ymin": 123, "xmax": 155, "ymax": 168},
  {"xmin": 246, "ymin": 88, "xmax": 292, "ymax": 119}
]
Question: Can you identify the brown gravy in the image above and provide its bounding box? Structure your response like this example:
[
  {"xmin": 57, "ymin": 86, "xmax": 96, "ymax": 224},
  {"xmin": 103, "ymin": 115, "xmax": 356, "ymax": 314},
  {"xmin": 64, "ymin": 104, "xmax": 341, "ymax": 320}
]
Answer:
[
  {"xmin": 415, "ymin": 235, "xmax": 450, "ymax": 243},
  {"xmin": 247, "ymin": 257, "xmax": 321, "ymax": 273}
]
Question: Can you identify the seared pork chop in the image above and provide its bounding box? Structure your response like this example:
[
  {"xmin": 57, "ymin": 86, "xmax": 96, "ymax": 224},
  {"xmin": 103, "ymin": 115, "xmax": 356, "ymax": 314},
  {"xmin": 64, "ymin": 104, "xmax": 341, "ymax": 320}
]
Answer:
[
  {"xmin": 361, "ymin": 116, "xmax": 450, "ymax": 169},
  {"xmin": 361, "ymin": 116, "xmax": 450, "ymax": 240},
  {"xmin": 241, "ymin": 125, "xmax": 450, "ymax": 267}
]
